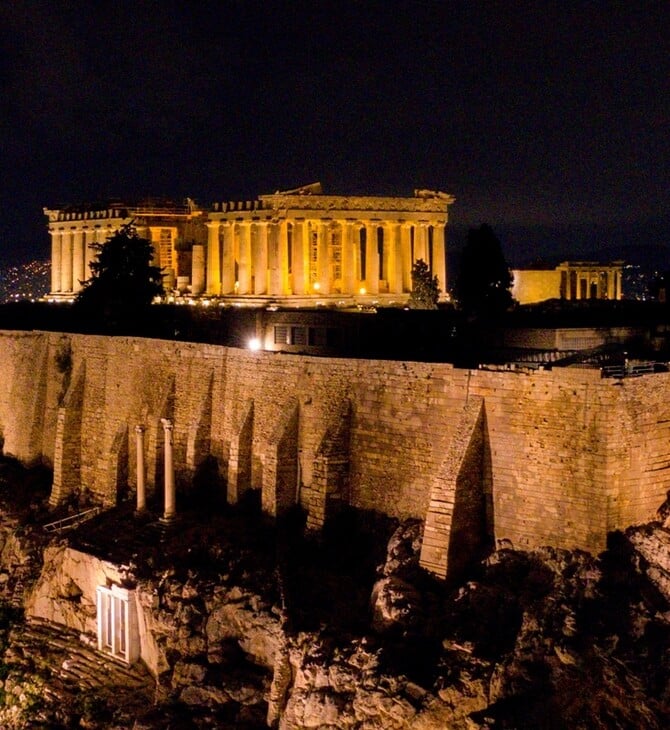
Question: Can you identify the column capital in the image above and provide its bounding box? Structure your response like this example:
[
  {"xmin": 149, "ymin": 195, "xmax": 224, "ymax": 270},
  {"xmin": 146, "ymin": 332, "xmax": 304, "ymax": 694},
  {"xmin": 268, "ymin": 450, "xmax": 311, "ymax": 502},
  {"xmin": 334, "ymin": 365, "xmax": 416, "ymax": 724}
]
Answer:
[
  {"xmin": 135, "ymin": 424, "xmax": 145, "ymax": 434},
  {"xmin": 160, "ymin": 418, "xmax": 173, "ymax": 432}
]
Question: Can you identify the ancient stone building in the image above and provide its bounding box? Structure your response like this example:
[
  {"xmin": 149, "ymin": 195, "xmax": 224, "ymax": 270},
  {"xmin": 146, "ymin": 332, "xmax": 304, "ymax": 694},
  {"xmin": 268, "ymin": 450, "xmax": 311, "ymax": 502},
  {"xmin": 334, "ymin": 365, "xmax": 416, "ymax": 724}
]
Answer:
[
  {"xmin": 44, "ymin": 184, "xmax": 454, "ymax": 305},
  {"xmin": 204, "ymin": 184, "xmax": 453, "ymax": 303},
  {"xmin": 44, "ymin": 199, "xmax": 206, "ymax": 298},
  {"xmin": 512, "ymin": 261, "xmax": 624, "ymax": 305}
]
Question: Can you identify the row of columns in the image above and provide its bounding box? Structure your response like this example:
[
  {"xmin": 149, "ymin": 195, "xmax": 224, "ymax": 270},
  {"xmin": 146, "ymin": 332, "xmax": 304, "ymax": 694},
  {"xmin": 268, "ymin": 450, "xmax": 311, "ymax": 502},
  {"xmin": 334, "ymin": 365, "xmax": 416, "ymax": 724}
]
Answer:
[
  {"xmin": 134, "ymin": 420, "xmax": 175, "ymax": 522},
  {"xmin": 203, "ymin": 219, "xmax": 446, "ymax": 298},
  {"xmin": 49, "ymin": 227, "xmax": 111, "ymax": 294},
  {"xmin": 562, "ymin": 268, "xmax": 622, "ymax": 301}
]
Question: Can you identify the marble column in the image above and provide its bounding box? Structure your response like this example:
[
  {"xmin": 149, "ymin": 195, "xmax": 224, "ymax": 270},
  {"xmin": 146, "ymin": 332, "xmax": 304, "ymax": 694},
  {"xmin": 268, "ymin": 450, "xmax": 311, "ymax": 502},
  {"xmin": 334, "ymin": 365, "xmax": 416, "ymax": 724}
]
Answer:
[
  {"xmin": 279, "ymin": 221, "xmax": 290, "ymax": 295},
  {"xmin": 254, "ymin": 223, "xmax": 268, "ymax": 295},
  {"xmin": 414, "ymin": 223, "xmax": 428, "ymax": 263},
  {"xmin": 83, "ymin": 229, "xmax": 96, "ymax": 284},
  {"xmin": 432, "ymin": 222, "xmax": 447, "ymax": 294},
  {"xmin": 401, "ymin": 224, "xmax": 412, "ymax": 291},
  {"xmin": 72, "ymin": 230, "xmax": 85, "ymax": 292},
  {"xmin": 237, "ymin": 222, "xmax": 251, "ymax": 294},
  {"xmin": 161, "ymin": 419, "xmax": 175, "ymax": 522},
  {"xmin": 318, "ymin": 222, "xmax": 330, "ymax": 294},
  {"xmin": 61, "ymin": 231, "xmax": 73, "ymax": 293},
  {"xmin": 221, "ymin": 223, "xmax": 235, "ymax": 294},
  {"xmin": 292, "ymin": 221, "xmax": 306, "ymax": 295},
  {"xmin": 341, "ymin": 221, "xmax": 355, "ymax": 295},
  {"xmin": 268, "ymin": 222, "xmax": 281, "ymax": 296},
  {"xmin": 354, "ymin": 225, "xmax": 363, "ymax": 285},
  {"xmin": 135, "ymin": 426, "xmax": 146, "ymax": 514},
  {"xmin": 381, "ymin": 227, "xmax": 390, "ymax": 288},
  {"xmin": 365, "ymin": 223, "xmax": 379, "ymax": 294},
  {"xmin": 206, "ymin": 222, "xmax": 221, "ymax": 295},
  {"xmin": 191, "ymin": 243, "xmax": 205, "ymax": 295},
  {"xmin": 50, "ymin": 230, "xmax": 62, "ymax": 293},
  {"xmin": 388, "ymin": 223, "xmax": 404, "ymax": 294}
]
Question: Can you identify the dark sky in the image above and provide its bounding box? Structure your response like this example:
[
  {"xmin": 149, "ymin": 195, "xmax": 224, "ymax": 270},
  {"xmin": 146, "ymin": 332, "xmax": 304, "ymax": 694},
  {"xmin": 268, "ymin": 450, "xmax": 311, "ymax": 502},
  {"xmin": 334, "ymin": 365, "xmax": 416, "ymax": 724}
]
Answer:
[{"xmin": 2, "ymin": 0, "xmax": 670, "ymax": 266}]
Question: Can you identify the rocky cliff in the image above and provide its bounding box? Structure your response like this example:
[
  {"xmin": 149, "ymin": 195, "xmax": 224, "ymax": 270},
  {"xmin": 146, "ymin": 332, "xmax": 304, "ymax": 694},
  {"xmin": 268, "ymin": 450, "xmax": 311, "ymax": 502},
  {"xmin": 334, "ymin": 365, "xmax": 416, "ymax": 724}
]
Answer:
[{"xmin": 0, "ymin": 459, "xmax": 669, "ymax": 727}]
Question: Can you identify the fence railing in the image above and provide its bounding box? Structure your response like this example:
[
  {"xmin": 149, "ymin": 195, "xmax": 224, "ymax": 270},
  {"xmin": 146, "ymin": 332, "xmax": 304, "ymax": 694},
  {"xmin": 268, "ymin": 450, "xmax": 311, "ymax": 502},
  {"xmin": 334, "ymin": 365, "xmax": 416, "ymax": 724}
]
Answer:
[
  {"xmin": 43, "ymin": 507, "xmax": 102, "ymax": 533},
  {"xmin": 601, "ymin": 362, "xmax": 658, "ymax": 378}
]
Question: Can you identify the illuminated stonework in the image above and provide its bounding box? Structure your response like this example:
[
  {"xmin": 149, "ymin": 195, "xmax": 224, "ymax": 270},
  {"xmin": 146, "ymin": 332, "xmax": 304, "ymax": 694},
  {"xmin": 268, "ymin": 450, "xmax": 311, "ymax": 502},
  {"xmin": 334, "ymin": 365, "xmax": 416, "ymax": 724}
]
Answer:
[
  {"xmin": 512, "ymin": 261, "xmax": 624, "ymax": 305},
  {"xmin": 43, "ymin": 199, "xmax": 205, "ymax": 298},
  {"xmin": 44, "ymin": 184, "xmax": 454, "ymax": 304}
]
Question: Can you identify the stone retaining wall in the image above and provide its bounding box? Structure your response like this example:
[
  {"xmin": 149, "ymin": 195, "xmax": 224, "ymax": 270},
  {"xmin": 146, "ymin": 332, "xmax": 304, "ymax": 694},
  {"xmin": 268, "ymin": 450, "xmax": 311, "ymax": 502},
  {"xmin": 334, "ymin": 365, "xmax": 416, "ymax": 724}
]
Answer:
[{"xmin": 1, "ymin": 330, "xmax": 669, "ymax": 570}]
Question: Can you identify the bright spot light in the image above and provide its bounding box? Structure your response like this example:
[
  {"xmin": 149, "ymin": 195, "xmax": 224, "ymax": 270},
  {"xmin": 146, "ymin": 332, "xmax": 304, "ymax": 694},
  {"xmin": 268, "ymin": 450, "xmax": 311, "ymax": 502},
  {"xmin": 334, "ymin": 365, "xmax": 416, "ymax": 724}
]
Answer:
[
  {"xmin": 359, "ymin": 287, "xmax": 367, "ymax": 295},
  {"xmin": 313, "ymin": 281, "xmax": 321, "ymax": 291},
  {"xmin": 247, "ymin": 337, "xmax": 261, "ymax": 351}
]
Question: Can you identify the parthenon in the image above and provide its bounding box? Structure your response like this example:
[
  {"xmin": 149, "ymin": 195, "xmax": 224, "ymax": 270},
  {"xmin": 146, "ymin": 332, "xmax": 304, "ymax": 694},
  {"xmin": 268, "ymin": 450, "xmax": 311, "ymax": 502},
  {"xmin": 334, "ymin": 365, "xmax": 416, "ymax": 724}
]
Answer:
[{"xmin": 44, "ymin": 184, "xmax": 454, "ymax": 304}]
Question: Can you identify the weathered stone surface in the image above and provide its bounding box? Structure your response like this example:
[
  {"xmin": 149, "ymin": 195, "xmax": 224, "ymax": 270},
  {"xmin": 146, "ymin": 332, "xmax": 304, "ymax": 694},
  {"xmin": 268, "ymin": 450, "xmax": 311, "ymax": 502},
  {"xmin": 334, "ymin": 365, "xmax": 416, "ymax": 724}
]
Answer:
[
  {"xmin": 2, "ymin": 330, "xmax": 670, "ymax": 565},
  {"xmin": 26, "ymin": 546, "xmax": 120, "ymax": 635},
  {"xmin": 382, "ymin": 519, "xmax": 423, "ymax": 579},
  {"xmin": 279, "ymin": 637, "xmax": 422, "ymax": 730},
  {"xmin": 370, "ymin": 576, "xmax": 423, "ymax": 635}
]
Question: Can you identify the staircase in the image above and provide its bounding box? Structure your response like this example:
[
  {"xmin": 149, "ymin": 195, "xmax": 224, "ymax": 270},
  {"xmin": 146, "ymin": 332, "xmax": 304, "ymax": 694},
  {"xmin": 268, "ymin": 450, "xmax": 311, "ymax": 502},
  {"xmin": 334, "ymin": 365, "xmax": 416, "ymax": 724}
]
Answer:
[
  {"xmin": 6, "ymin": 563, "xmax": 34, "ymax": 609},
  {"xmin": 5, "ymin": 616, "xmax": 154, "ymax": 705}
]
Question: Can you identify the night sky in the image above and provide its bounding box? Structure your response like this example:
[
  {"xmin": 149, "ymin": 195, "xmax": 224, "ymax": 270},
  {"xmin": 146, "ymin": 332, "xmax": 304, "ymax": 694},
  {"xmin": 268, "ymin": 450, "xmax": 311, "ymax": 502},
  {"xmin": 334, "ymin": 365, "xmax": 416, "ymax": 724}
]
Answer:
[{"xmin": 2, "ymin": 1, "xmax": 669, "ymax": 267}]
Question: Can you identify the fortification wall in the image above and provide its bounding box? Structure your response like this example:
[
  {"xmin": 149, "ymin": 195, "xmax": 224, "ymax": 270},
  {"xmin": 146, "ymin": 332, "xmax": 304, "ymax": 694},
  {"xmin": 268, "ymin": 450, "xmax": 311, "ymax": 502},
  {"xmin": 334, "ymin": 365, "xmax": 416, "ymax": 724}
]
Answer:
[{"xmin": 0, "ymin": 331, "xmax": 668, "ymax": 558}]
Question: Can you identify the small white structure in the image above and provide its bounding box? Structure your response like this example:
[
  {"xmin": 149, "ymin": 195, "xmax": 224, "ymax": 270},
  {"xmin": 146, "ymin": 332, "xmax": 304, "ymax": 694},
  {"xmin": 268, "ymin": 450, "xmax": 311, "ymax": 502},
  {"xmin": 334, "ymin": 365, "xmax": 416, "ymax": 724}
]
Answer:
[{"xmin": 96, "ymin": 584, "xmax": 140, "ymax": 664}]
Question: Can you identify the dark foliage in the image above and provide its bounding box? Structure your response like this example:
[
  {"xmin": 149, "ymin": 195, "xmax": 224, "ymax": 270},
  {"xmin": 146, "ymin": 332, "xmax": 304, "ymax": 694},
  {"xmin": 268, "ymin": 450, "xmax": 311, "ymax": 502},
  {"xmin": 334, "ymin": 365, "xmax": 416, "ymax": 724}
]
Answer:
[
  {"xmin": 456, "ymin": 224, "xmax": 514, "ymax": 316},
  {"xmin": 74, "ymin": 223, "xmax": 164, "ymax": 323},
  {"xmin": 408, "ymin": 258, "xmax": 440, "ymax": 310},
  {"xmin": 649, "ymin": 270, "xmax": 670, "ymax": 302}
]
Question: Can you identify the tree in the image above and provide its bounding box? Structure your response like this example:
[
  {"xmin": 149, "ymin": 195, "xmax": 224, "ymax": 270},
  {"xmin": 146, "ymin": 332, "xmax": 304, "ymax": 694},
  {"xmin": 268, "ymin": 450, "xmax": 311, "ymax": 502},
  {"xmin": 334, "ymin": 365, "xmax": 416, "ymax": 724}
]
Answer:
[
  {"xmin": 649, "ymin": 270, "xmax": 670, "ymax": 303},
  {"xmin": 408, "ymin": 259, "xmax": 440, "ymax": 309},
  {"xmin": 455, "ymin": 224, "xmax": 513, "ymax": 316},
  {"xmin": 75, "ymin": 224, "xmax": 164, "ymax": 320}
]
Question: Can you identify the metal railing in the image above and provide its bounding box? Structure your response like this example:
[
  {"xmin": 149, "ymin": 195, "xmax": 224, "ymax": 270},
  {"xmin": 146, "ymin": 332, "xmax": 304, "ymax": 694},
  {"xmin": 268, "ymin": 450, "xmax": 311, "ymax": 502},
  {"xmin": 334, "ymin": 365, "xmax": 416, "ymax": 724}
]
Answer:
[
  {"xmin": 43, "ymin": 507, "xmax": 102, "ymax": 533},
  {"xmin": 601, "ymin": 362, "xmax": 658, "ymax": 378}
]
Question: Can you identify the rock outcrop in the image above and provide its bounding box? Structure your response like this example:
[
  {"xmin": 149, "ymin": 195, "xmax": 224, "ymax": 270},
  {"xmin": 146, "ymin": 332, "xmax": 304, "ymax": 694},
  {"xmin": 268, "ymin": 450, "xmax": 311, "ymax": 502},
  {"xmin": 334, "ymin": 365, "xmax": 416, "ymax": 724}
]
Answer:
[{"xmin": 1, "ymin": 457, "xmax": 670, "ymax": 728}]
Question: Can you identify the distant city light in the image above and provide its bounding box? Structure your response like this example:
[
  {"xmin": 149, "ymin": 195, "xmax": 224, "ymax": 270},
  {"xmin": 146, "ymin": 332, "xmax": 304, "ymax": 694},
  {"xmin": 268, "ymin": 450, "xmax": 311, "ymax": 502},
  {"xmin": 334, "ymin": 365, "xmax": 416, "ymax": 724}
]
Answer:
[{"xmin": 0, "ymin": 259, "xmax": 50, "ymax": 303}]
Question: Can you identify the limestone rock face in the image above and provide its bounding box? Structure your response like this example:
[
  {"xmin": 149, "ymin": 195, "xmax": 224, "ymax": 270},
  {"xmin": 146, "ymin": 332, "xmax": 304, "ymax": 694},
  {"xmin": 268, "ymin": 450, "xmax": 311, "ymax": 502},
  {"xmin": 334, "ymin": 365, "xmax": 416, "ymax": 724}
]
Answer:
[
  {"xmin": 0, "ymin": 510, "xmax": 45, "ymax": 608},
  {"xmin": 25, "ymin": 546, "xmax": 120, "ymax": 634},
  {"xmin": 278, "ymin": 637, "xmax": 417, "ymax": 730},
  {"xmin": 370, "ymin": 518, "xmax": 425, "ymax": 635},
  {"xmin": 370, "ymin": 576, "xmax": 423, "ymax": 635},
  {"xmin": 7, "ymin": 503, "xmax": 670, "ymax": 728},
  {"xmin": 381, "ymin": 519, "xmax": 423, "ymax": 579},
  {"xmin": 626, "ymin": 523, "xmax": 670, "ymax": 602},
  {"xmin": 205, "ymin": 586, "xmax": 283, "ymax": 669}
]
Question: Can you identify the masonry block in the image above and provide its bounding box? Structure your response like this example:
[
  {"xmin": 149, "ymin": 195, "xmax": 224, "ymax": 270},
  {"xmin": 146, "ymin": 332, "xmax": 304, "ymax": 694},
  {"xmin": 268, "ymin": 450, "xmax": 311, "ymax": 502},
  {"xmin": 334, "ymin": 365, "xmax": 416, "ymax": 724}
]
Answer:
[
  {"xmin": 227, "ymin": 399, "xmax": 254, "ymax": 504},
  {"xmin": 419, "ymin": 397, "xmax": 492, "ymax": 581},
  {"xmin": 262, "ymin": 398, "xmax": 299, "ymax": 517}
]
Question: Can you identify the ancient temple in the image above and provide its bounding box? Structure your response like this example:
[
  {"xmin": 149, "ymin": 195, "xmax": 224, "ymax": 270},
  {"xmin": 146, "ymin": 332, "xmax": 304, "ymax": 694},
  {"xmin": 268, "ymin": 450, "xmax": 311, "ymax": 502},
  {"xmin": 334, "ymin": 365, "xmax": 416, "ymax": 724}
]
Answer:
[
  {"xmin": 512, "ymin": 261, "xmax": 624, "ymax": 305},
  {"xmin": 44, "ymin": 184, "xmax": 454, "ymax": 304},
  {"xmin": 43, "ymin": 198, "xmax": 206, "ymax": 298}
]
